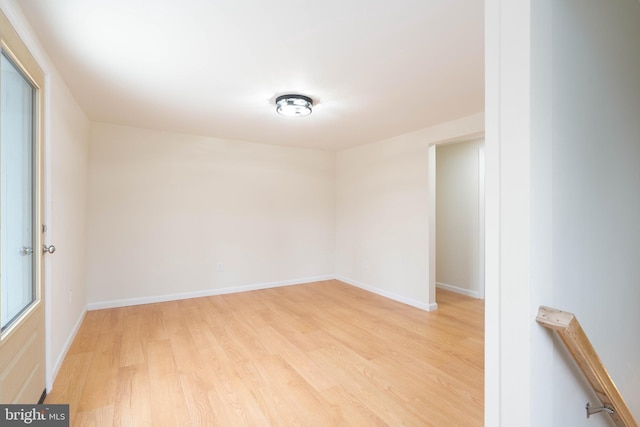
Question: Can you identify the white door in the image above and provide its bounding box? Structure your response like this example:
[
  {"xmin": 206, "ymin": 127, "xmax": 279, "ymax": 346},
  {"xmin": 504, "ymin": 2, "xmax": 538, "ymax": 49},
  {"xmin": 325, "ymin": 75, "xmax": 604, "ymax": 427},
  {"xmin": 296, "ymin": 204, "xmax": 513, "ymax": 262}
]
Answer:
[{"xmin": 0, "ymin": 10, "xmax": 46, "ymax": 404}]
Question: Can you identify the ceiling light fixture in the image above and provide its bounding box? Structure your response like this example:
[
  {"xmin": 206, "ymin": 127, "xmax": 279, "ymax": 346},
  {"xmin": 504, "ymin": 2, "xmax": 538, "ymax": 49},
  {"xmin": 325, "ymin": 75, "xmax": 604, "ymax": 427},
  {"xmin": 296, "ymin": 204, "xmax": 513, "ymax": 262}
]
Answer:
[{"xmin": 275, "ymin": 94, "xmax": 313, "ymax": 117}]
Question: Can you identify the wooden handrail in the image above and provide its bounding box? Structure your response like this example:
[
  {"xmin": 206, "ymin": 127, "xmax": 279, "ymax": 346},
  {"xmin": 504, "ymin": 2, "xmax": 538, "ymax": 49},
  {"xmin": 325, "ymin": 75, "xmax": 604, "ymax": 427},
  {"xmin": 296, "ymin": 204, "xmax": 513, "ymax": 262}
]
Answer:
[{"xmin": 536, "ymin": 306, "xmax": 638, "ymax": 427}]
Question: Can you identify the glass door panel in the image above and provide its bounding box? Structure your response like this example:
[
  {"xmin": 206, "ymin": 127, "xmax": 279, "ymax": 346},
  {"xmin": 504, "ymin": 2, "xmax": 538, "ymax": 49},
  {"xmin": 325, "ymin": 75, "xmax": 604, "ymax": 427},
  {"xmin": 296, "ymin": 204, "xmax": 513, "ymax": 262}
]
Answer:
[{"xmin": 1, "ymin": 52, "xmax": 36, "ymax": 331}]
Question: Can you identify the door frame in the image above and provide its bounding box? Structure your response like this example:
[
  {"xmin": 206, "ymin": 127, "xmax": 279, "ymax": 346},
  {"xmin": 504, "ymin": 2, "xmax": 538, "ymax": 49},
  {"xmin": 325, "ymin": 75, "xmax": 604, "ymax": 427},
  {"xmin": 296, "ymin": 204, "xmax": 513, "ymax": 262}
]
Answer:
[{"xmin": 428, "ymin": 132, "xmax": 486, "ymax": 307}]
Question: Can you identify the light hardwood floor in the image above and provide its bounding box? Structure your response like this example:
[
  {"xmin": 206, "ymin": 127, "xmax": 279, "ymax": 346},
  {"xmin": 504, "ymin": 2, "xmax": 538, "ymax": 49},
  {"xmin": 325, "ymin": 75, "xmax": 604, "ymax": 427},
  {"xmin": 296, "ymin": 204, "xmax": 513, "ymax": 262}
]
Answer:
[{"xmin": 45, "ymin": 280, "xmax": 484, "ymax": 426}]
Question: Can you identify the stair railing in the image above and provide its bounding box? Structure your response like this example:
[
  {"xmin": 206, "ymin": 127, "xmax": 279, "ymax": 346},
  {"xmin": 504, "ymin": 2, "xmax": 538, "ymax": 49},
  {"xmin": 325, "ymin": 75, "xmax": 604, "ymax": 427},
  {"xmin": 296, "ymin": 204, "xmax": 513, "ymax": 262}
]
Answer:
[{"xmin": 536, "ymin": 306, "xmax": 638, "ymax": 427}]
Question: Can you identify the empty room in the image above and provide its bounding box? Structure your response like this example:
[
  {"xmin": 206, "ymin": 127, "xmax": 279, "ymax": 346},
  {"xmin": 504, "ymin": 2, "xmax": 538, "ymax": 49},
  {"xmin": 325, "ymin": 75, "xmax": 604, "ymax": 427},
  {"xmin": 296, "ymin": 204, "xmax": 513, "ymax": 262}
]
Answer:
[
  {"xmin": 0, "ymin": 1, "xmax": 486, "ymax": 424},
  {"xmin": 2, "ymin": 0, "xmax": 640, "ymax": 426}
]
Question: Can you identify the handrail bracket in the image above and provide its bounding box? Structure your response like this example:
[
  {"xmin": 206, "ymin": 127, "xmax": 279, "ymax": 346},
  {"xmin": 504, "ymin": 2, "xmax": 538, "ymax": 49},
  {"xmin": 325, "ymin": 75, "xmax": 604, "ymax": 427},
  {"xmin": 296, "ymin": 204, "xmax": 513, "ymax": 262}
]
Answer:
[{"xmin": 586, "ymin": 402, "xmax": 615, "ymax": 419}]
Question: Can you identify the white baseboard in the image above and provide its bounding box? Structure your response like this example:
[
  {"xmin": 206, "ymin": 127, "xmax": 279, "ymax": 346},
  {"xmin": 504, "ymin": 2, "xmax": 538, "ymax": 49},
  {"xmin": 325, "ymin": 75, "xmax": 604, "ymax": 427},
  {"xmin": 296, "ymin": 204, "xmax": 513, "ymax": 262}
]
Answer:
[
  {"xmin": 86, "ymin": 274, "xmax": 440, "ymax": 312},
  {"xmin": 436, "ymin": 281, "xmax": 482, "ymax": 299},
  {"xmin": 48, "ymin": 307, "xmax": 87, "ymax": 391},
  {"xmin": 335, "ymin": 276, "xmax": 437, "ymax": 312},
  {"xmin": 86, "ymin": 275, "xmax": 334, "ymax": 311}
]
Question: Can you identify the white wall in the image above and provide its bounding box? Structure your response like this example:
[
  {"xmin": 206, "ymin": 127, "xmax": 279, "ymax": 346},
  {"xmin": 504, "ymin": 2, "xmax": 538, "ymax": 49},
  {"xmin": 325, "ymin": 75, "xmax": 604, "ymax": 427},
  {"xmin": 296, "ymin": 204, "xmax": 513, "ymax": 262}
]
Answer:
[
  {"xmin": 547, "ymin": 0, "xmax": 640, "ymax": 423},
  {"xmin": 435, "ymin": 139, "xmax": 483, "ymax": 298},
  {"xmin": 487, "ymin": 0, "xmax": 640, "ymax": 425},
  {"xmin": 86, "ymin": 123, "xmax": 335, "ymax": 307},
  {"xmin": 46, "ymin": 68, "xmax": 90, "ymax": 387},
  {"xmin": 0, "ymin": 0, "xmax": 91, "ymax": 391},
  {"xmin": 335, "ymin": 114, "xmax": 483, "ymax": 311}
]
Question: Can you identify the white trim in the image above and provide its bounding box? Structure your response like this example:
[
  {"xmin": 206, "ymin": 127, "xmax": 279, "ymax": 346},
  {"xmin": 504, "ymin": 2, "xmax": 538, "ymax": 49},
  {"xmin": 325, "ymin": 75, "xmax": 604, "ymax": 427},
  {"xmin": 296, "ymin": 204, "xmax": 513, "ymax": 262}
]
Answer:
[
  {"xmin": 427, "ymin": 145, "xmax": 437, "ymax": 309},
  {"xmin": 427, "ymin": 131, "xmax": 485, "ymax": 148},
  {"xmin": 87, "ymin": 275, "xmax": 441, "ymax": 312},
  {"xmin": 336, "ymin": 276, "xmax": 438, "ymax": 311},
  {"xmin": 485, "ymin": 0, "xmax": 533, "ymax": 424},
  {"xmin": 42, "ymin": 46, "xmax": 53, "ymax": 395},
  {"xmin": 478, "ymin": 146, "xmax": 486, "ymax": 300},
  {"xmin": 484, "ymin": 0, "xmax": 501, "ymax": 423},
  {"xmin": 48, "ymin": 307, "xmax": 86, "ymax": 392},
  {"xmin": 86, "ymin": 275, "xmax": 334, "ymax": 311},
  {"xmin": 436, "ymin": 282, "xmax": 482, "ymax": 299}
]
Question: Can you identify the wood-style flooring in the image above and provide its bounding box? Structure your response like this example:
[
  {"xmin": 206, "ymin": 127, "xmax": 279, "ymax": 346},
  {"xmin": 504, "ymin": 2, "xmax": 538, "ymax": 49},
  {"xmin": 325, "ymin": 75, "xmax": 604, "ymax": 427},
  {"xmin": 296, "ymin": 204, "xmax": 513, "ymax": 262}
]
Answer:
[{"xmin": 45, "ymin": 280, "xmax": 484, "ymax": 426}]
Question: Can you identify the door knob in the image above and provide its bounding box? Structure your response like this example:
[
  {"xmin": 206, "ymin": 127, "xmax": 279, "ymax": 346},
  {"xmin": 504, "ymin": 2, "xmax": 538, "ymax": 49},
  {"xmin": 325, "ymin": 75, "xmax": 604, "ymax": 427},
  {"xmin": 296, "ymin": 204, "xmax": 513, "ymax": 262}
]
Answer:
[
  {"xmin": 20, "ymin": 246, "xmax": 34, "ymax": 256},
  {"xmin": 42, "ymin": 244, "xmax": 56, "ymax": 254}
]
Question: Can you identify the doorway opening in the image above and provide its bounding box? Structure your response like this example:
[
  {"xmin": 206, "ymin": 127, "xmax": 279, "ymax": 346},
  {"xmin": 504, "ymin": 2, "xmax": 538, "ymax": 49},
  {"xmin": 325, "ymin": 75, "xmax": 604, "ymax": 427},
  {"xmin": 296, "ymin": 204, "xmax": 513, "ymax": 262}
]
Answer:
[{"xmin": 429, "ymin": 136, "xmax": 485, "ymax": 307}]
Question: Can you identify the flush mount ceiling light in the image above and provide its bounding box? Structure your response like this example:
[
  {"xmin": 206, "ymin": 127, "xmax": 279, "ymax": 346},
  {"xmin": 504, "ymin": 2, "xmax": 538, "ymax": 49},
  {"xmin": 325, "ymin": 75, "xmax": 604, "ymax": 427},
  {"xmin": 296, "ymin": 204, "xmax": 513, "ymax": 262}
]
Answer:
[{"xmin": 275, "ymin": 94, "xmax": 313, "ymax": 117}]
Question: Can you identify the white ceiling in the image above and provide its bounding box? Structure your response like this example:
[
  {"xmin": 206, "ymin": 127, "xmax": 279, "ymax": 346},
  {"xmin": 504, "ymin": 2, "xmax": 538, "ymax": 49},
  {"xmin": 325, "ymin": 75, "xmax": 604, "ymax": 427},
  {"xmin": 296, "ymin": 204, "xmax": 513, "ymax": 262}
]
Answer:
[{"xmin": 16, "ymin": 0, "xmax": 484, "ymax": 151}]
